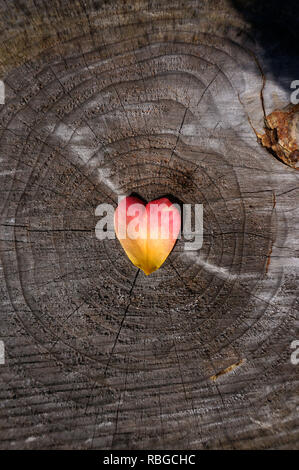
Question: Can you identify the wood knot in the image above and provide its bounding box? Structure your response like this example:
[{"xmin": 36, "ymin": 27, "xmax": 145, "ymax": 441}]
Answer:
[{"xmin": 259, "ymin": 103, "xmax": 299, "ymax": 169}]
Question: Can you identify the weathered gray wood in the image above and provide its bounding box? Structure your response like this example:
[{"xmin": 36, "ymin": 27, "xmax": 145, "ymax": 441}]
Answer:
[{"xmin": 0, "ymin": 0, "xmax": 298, "ymax": 450}]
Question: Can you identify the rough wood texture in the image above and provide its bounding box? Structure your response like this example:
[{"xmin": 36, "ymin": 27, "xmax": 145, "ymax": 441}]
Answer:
[{"xmin": 0, "ymin": 0, "xmax": 298, "ymax": 450}]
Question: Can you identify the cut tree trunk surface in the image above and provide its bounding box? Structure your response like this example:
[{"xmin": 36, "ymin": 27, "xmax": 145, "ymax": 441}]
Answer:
[{"xmin": 0, "ymin": 0, "xmax": 298, "ymax": 450}]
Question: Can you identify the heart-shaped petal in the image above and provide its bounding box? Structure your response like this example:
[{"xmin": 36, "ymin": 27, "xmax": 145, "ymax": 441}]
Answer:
[{"xmin": 114, "ymin": 196, "xmax": 181, "ymax": 275}]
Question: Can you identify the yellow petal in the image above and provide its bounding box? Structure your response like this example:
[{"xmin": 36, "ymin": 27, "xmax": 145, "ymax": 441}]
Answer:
[{"xmin": 114, "ymin": 197, "xmax": 181, "ymax": 275}]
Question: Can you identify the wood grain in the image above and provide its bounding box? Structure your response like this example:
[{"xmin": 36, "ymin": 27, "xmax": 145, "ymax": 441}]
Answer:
[{"xmin": 0, "ymin": 0, "xmax": 298, "ymax": 450}]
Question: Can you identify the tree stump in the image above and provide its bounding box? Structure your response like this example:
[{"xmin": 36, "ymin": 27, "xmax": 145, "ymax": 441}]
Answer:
[{"xmin": 0, "ymin": 0, "xmax": 298, "ymax": 449}]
